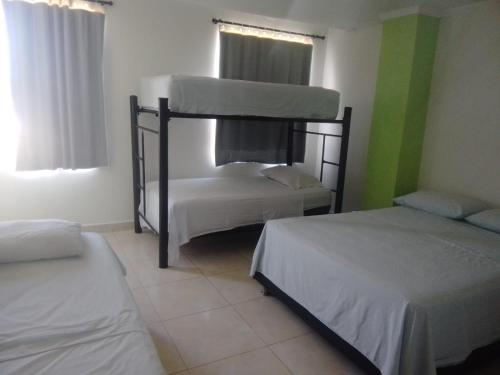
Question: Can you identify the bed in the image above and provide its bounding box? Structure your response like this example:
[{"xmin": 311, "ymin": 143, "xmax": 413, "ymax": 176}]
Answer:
[
  {"xmin": 130, "ymin": 74, "xmax": 353, "ymax": 267},
  {"xmin": 0, "ymin": 232, "xmax": 165, "ymax": 375},
  {"xmin": 139, "ymin": 75, "xmax": 341, "ymax": 119},
  {"xmin": 251, "ymin": 206, "xmax": 500, "ymax": 375},
  {"xmin": 140, "ymin": 176, "xmax": 332, "ymax": 261}
]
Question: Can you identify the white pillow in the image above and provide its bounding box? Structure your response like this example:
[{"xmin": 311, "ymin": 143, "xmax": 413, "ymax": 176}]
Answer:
[
  {"xmin": 393, "ymin": 190, "xmax": 489, "ymax": 219},
  {"xmin": 465, "ymin": 209, "xmax": 500, "ymax": 234},
  {"xmin": 260, "ymin": 166, "xmax": 322, "ymax": 190},
  {"xmin": 0, "ymin": 220, "xmax": 83, "ymax": 263}
]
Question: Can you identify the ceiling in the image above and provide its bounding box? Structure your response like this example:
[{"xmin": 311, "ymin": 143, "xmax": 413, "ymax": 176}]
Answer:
[{"xmin": 181, "ymin": 0, "xmax": 482, "ymax": 29}]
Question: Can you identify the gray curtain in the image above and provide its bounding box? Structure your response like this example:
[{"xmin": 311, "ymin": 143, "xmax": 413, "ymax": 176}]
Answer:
[
  {"xmin": 216, "ymin": 32, "xmax": 312, "ymax": 166},
  {"xmin": 3, "ymin": 0, "xmax": 107, "ymax": 170}
]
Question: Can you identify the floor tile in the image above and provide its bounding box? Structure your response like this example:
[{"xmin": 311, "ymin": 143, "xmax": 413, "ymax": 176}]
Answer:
[
  {"xmin": 145, "ymin": 278, "xmax": 228, "ymax": 320},
  {"xmin": 114, "ymin": 230, "xmax": 158, "ymax": 261},
  {"xmin": 189, "ymin": 347, "xmax": 290, "ymax": 375},
  {"xmin": 147, "ymin": 321, "xmax": 187, "ymax": 374},
  {"xmin": 124, "ymin": 267, "xmax": 143, "ymax": 289},
  {"xmin": 164, "ymin": 306, "xmax": 265, "ymax": 368},
  {"xmin": 132, "ymin": 255, "xmax": 202, "ymax": 287},
  {"xmin": 103, "ymin": 232, "xmax": 131, "ymax": 262},
  {"xmin": 207, "ymin": 267, "xmax": 263, "ymax": 304},
  {"xmin": 184, "ymin": 246, "xmax": 251, "ymax": 276},
  {"xmin": 130, "ymin": 287, "xmax": 161, "ymax": 324},
  {"xmin": 270, "ymin": 333, "xmax": 364, "ymax": 375},
  {"xmin": 234, "ymin": 297, "xmax": 310, "ymax": 345}
]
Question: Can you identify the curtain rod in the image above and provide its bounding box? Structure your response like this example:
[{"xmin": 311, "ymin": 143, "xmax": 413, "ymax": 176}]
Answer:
[
  {"xmin": 84, "ymin": 0, "xmax": 113, "ymax": 6},
  {"xmin": 212, "ymin": 18, "xmax": 325, "ymax": 40}
]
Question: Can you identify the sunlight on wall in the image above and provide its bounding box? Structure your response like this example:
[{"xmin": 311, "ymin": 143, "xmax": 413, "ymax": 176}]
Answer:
[
  {"xmin": 322, "ymin": 28, "xmax": 338, "ymax": 91},
  {"xmin": 218, "ymin": 23, "xmax": 313, "ymax": 45},
  {"xmin": 16, "ymin": 0, "xmax": 104, "ymax": 13},
  {"xmin": 13, "ymin": 168, "xmax": 97, "ymax": 179},
  {"xmin": 209, "ymin": 29, "xmax": 220, "ymax": 167}
]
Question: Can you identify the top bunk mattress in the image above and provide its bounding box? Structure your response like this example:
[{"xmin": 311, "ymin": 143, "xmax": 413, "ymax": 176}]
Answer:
[{"xmin": 140, "ymin": 75, "xmax": 340, "ymax": 120}]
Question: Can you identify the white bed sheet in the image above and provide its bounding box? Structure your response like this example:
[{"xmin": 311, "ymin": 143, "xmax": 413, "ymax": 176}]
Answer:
[
  {"xmin": 140, "ymin": 75, "xmax": 340, "ymax": 120},
  {"xmin": 140, "ymin": 176, "xmax": 331, "ymax": 261},
  {"xmin": 0, "ymin": 233, "xmax": 165, "ymax": 375},
  {"xmin": 251, "ymin": 207, "xmax": 500, "ymax": 375}
]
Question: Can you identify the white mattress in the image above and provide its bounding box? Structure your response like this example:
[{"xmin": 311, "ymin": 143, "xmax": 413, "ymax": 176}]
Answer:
[
  {"xmin": 251, "ymin": 207, "xmax": 500, "ymax": 375},
  {"xmin": 140, "ymin": 75, "xmax": 340, "ymax": 120},
  {"xmin": 0, "ymin": 233, "xmax": 165, "ymax": 375},
  {"xmin": 140, "ymin": 176, "xmax": 331, "ymax": 261}
]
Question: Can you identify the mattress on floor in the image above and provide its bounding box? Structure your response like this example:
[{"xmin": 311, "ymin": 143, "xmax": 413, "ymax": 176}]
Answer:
[
  {"xmin": 0, "ymin": 233, "xmax": 165, "ymax": 375},
  {"xmin": 140, "ymin": 176, "xmax": 332, "ymax": 261},
  {"xmin": 140, "ymin": 74, "xmax": 340, "ymax": 120},
  {"xmin": 251, "ymin": 206, "xmax": 500, "ymax": 375}
]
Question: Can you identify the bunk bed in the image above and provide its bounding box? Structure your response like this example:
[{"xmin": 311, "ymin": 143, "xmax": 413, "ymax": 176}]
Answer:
[{"xmin": 130, "ymin": 75, "xmax": 352, "ymax": 268}]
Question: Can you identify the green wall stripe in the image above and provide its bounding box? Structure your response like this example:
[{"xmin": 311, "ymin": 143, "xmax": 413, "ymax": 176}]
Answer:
[
  {"xmin": 363, "ymin": 14, "xmax": 440, "ymax": 210},
  {"xmin": 396, "ymin": 15, "xmax": 440, "ymax": 197}
]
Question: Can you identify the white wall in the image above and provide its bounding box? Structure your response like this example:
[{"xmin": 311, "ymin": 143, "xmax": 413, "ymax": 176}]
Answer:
[
  {"xmin": 0, "ymin": 0, "xmax": 328, "ymax": 224},
  {"xmin": 320, "ymin": 25, "xmax": 382, "ymax": 212},
  {"xmin": 419, "ymin": 0, "xmax": 500, "ymax": 206}
]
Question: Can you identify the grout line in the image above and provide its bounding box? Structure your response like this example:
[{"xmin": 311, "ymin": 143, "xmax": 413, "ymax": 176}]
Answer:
[
  {"xmin": 230, "ymin": 294, "xmax": 265, "ymax": 306},
  {"xmin": 158, "ymin": 306, "xmax": 263, "ymax": 370},
  {"xmin": 184, "ymin": 346, "xmax": 275, "ymax": 372},
  {"xmin": 168, "ymin": 305, "xmax": 268, "ymax": 370},
  {"xmin": 159, "ymin": 304, "xmax": 230, "ymax": 323},
  {"xmin": 154, "ymin": 300, "xmax": 296, "ymax": 374},
  {"xmin": 138, "ymin": 272, "xmax": 205, "ymax": 289},
  {"xmin": 125, "ymin": 229, "xmax": 300, "ymax": 372},
  {"xmin": 232, "ymin": 296, "xmax": 313, "ymax": 347},
  {"xmin": 147, "ymin": 320, "xmax": 188, "ymax": 373},
  {"xmin": 269, "ymin": 344, "xmax": 295, "ymax": 375},
  {"xmin": 232, "ymin": 301, "xmax": 269, "ymax": 342},
  {"xmin": 268, "ymin": 331, "xmax": 312, "ymax": 346},
  {"xmin": 204, "ymin": 271, "xmax": 233, "ymax": 306}
]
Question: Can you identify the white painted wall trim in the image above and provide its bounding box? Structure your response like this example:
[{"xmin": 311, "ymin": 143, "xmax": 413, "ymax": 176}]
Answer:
[{"xmin": 82, "ymin": 221, "xmax": 134, "ymax": 233}]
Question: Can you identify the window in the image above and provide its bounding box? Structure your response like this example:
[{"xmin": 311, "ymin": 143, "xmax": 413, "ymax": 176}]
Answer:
[
  {"xmin": 0, "ymin": 1, "xmax": 19, "ymax": 172},
  {"xmin": 215, "ymin": 27, "xmax": 313, "ymax": 166},
  {"xmin": 0, "ymin": 0, "xmax": 107, "ymax": 171}
]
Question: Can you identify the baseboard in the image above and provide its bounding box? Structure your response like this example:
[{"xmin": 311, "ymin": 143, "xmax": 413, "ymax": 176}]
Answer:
[{"xmin": 82, "ymin": 221, "xmax": 134, "ymax": 233}]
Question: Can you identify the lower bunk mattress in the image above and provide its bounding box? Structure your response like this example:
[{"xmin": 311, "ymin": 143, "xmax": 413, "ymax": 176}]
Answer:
[
  {"xmin": 140, "ymin": 176, "xmax": 332, "ymax": 261},
  {"xmin": 251, "ymin": 207, "xmax": 500, "ymax": 375},
  {"xmin": 0, "ymin": 233, "xmax": 164, "ymax": 375}
]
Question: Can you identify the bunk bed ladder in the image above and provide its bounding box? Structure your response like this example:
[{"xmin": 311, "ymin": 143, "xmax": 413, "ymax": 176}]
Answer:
[
  {"xmin": 158, "ymin": 98, "xmax": 170, "ymax": 269},
  {"xmin": 130, "ymin": 95, "xmax": 142, "ymax": 234},
  {"xmin": 288, "ymin": 107, "xmax": 352, "ymax": 214},
  {"xmin": 334, "ymin": 107, "xmax": 352, "ymax": 214},
  {"xmin": 286, "ymin": 121, "xmax": 294, "ymax": 166}
]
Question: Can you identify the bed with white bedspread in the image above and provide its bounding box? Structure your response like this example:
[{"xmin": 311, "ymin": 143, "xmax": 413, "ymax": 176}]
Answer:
[
  {"xmin": 0, "ymin": 233, "xmax": 165, "ymax": 375},
  {"xmin": 251, "ymin": 206, "xmax": 500, "ymax": 375},
  {"xmin": 141, "ymin": 176, "xmax": 332, "ymax": 261}
]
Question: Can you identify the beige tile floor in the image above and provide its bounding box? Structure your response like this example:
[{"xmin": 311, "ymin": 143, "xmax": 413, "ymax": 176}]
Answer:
[{"xmin": 103, "ymin": 229, "xmax": 500, "ymax": 375}]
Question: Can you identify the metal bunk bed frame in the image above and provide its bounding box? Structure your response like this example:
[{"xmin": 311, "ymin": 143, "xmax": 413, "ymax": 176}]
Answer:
[{"xmin": 130, "ymin": 95, "xmax": 352, "ymax": 268}]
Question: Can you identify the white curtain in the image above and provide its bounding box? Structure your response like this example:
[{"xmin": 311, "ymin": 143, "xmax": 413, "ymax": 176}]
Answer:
[
  {"xmin": 0, "ymin": 1, "xmax": 19, "ymax": 171},
  {"xmin": 2, "ymin": 0, "xmax": 107, "ymax": 170}
]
